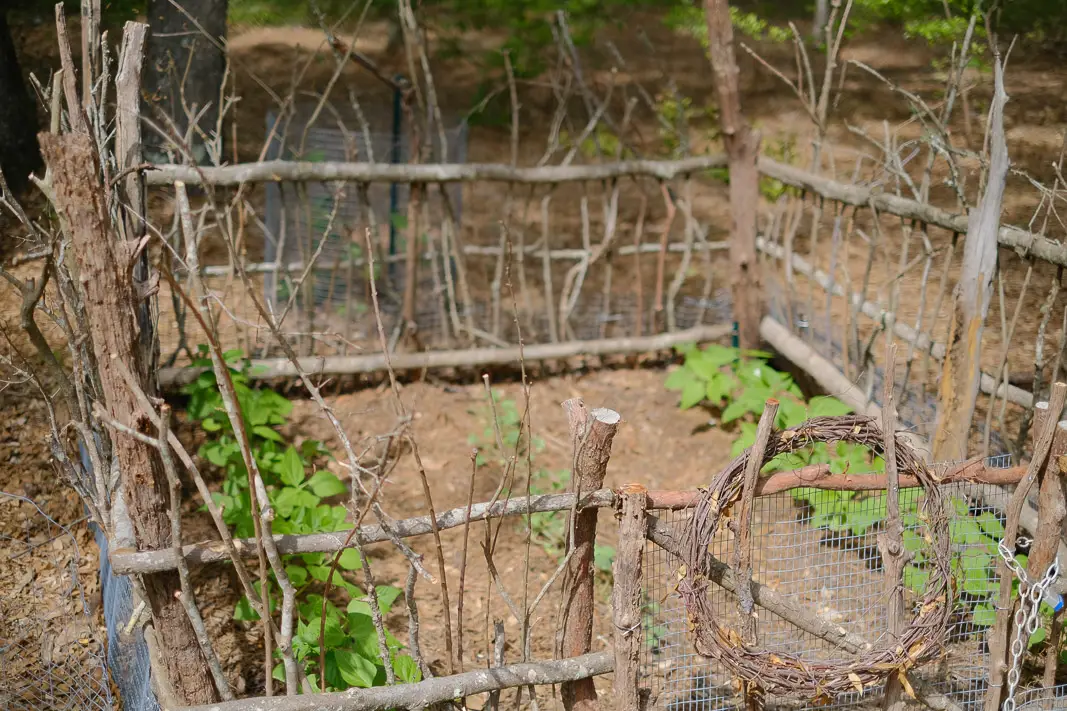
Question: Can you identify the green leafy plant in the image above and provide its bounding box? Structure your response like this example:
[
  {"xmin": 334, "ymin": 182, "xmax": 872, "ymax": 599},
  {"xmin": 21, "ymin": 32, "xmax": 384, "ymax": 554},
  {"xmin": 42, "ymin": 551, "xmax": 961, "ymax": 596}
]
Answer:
[
  {"xmin": 642, "ymin": 595, "xmax": 669, "ymax": 653},
  {"xmin": 665, "ymin": 1, "xmax": 790, "ymax": 46},
  {"xmin": 183, "ymin": 348, "xmax": 417, "ymax": 691},
  {"xmin": 666, "ymin": 343, "xmax": 1053, "ymax": 649},
  {"xmin": 469, "ymin": 392, "xmax": 615, "ymax": 579}
]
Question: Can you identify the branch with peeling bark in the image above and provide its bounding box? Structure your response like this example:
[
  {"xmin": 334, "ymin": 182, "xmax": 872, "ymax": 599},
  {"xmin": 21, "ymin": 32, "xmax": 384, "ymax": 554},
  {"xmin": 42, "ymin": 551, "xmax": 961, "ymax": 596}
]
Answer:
[
  {"xmin": 179, "ymin": 652, "xmax": 613, "ymax": 711},
  {"xmin": 110, "ymin": 456, "xmax": 1023, "ymax": 576}
]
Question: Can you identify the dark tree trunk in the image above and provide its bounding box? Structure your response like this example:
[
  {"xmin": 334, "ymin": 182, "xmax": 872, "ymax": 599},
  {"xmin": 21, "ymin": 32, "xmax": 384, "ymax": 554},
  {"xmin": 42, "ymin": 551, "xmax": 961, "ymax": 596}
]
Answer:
[
  {"xmin": 143, "ymin": 0, "xmax": 228, "ymax": 164},
  {"xmin": 0, "ymin": 12, "xmax": 42, "ymax": 193}
]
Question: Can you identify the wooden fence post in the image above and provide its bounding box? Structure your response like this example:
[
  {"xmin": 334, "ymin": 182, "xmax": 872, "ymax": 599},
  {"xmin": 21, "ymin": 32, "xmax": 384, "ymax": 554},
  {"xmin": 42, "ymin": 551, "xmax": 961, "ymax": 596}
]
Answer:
[
  {"xmin": 880, "ymin": 344, "xmax": 907, "ymax": 711},
  {"xmin": 40, "ymin": 130, "xmax": 219, "ymax": 705},
  {"xmin": 703, "ymin": 0, "xmax": 762, "ymax": 350},
  {"xmin": 612, "ymin": 484, "xmax": 648, "ymax": 711},
  {"xmin": 1031, "ymin": 419, "xmax": 1067, "ymax": 698},
  {"xmin": 985, "ymin": 385, "xmax": 1067, "ymax": 711},
  {"xmin": 559, "ymin": 399, "xmax": 621, "ymax": 711},
  {"xmin": 932, "ymin": 57, "xmax": 1009, "ymax": 462}
]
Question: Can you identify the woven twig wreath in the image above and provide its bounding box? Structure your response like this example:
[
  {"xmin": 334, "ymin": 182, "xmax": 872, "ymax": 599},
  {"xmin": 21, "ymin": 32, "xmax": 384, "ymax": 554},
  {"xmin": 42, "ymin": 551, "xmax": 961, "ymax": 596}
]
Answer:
[{"xmin": 677, "ymin": 415, "xmax": 953, "ymax": 699}]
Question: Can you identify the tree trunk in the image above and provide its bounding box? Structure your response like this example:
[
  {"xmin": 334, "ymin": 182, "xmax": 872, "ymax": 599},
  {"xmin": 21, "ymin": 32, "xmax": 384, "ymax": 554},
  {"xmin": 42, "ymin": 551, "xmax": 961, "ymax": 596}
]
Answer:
[
  {"xmin": 0, "ymin": 11, "xmax": 42, "ymax": 193},
  {"xmin": 142, "ymin": 0, "xmax": 228, "ymax": 164},
  {"xmin": 703, "ymin": 0, "xmax": 762, "ymax": 350},
  {"xmin": 39, "ymin": 131, "xmax": 219, "ymax": 706}
]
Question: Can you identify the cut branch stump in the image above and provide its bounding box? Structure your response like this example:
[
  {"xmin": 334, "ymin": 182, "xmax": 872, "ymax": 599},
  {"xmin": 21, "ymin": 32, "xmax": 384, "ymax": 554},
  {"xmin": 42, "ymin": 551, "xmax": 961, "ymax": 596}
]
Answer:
[{"xmin": 559, "ymin": 398, "xmax": 621, "ymax": 711}]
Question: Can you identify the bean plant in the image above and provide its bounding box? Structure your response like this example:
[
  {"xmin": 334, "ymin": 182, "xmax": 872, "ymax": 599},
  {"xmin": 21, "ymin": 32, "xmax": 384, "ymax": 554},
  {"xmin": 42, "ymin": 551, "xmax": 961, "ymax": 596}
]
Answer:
[
  {"xmin": 468, "ymin": 391, "xmax": 616, "ymax": 579},
  {"xmin": 183, "ymin": 347, "xmax": 420, "ymax": 691},
  {"xmin": 665, "ymin": 343, "xmax": 1056, "ymax": 648}
]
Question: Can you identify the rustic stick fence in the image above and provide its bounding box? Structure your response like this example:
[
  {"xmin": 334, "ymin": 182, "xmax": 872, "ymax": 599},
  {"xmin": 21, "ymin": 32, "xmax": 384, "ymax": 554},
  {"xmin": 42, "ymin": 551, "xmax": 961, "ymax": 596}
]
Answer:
[
  {"xmin": 5, "ymin": 0, "xmax": 1067, "ymax": 709},
  {"xmin": 102, "ymin": 406, "xmax": 1059, "ymax": 711}
]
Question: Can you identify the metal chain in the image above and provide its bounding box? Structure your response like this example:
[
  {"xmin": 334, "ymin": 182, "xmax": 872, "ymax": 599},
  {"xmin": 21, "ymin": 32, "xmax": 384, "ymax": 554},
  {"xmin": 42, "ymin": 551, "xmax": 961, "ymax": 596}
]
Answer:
[{"xmin": 997, "ymin": 536, "xmax": 1060, "ymax": 711}]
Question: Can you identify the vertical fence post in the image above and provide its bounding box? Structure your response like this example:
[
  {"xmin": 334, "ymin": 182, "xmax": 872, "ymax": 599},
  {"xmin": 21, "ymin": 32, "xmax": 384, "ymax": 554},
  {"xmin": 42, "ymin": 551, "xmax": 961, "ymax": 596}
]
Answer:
[
  {"xmin": 735, "ymin": 400, "xmax": 777, "ymax": 711},
  {"xmin": 560, "ymin": 399, "xmax": 621, "ymax": 711},
  {"xmin": 612, "ymin": 484, "xmax": 648, "ymax": 711},
  {"xmin": 985, "ymin": 385, "xmax": 1067, "ymax": 711},
  {"xmin": 933, "ymin": 57, "xmax": 1009, "ymax": 462},
  {"xmin": 40, "ymin": 130, "xmax": 219, "ymax": 704},
  {"xmin": 703, "ymin": 0, "xmax": 762, "ymax": 350},
  {"xmin": 1031, "ymin": 420, "xmax": 1067, "ymax": 698},
  {"xmin": 880, "ymin": 344, "xmax": 907, "ymax": 711}
]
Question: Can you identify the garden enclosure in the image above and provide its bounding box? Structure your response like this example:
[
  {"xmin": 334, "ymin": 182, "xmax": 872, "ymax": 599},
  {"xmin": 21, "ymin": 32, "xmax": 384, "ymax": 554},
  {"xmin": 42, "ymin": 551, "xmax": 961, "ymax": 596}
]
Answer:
[{"xmin": 4, "ymin": 1, "xmax": 1067, "ymax": 711}]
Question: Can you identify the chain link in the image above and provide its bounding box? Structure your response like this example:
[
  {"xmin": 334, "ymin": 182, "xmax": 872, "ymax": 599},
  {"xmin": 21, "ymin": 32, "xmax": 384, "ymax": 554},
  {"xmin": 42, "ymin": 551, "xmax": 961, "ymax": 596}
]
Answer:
[{"xmin": 997, "ymin": 536, "xmax": 1060, "ymax": 711}]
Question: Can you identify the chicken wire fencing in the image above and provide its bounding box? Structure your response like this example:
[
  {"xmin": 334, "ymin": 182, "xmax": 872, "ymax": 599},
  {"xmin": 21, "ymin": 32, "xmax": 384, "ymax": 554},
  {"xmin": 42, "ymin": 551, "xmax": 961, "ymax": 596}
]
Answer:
[
  {"xmin": 761, "ymin": 276, "xmax": 1015, "ymax": 459},
  {"xmin": 0, "ymin": 492, "xmax": 114, "ymax": 710},
  {"xmin": 94, "ymin": 518, "xmax": 158, "ymax": 711},
  {"xmin": 640, "ymin": 456, "xmax": 1067, "ymax": 710},
  {"xmin": 260, "ymin": 105, "xmax": 469, "ymax": 346}
]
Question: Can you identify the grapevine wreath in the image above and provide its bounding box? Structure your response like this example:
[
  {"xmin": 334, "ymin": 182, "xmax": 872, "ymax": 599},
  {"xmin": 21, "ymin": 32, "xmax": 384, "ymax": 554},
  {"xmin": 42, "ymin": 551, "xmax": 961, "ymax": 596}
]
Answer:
[{"xmin": 677, "ymin": 415, "xmax": 954, "ymax": 699}]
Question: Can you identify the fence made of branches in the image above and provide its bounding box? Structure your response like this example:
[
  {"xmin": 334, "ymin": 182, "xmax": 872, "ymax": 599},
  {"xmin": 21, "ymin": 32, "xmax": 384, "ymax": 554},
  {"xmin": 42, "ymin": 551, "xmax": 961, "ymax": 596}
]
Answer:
[{"xmin": 4, "ymin": 0, "xmax": 1067, "ymax": 709}]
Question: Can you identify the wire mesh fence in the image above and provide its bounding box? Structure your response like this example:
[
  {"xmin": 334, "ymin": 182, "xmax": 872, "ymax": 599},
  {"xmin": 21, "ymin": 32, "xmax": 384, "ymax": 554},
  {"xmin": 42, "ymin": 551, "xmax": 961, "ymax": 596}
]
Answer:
[
  {"xmin": 94, "ymin": 521, "xmax": 158, "ymax": 711},
  {"xmin": 640, "ymin": 455, "xmax": 1067, "ymax": 710},
  {"xmin": 0, "ymin": 493, "xmax": 114, "ymax": 711},
  {"xmin": 261, "ymin": 106, "xmax": 469, "ymax": 314}
]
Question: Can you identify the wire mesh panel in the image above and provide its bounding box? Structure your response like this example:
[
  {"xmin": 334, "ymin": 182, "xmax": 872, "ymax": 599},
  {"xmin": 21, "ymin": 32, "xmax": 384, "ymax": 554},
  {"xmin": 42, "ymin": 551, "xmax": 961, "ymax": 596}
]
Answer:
[
  {"xmin": 641, "ymin": 457, "xmax": 1067, "ymax": 710},
  {"xmin": 0, "ymin": 494, "xmax": 113, "ymax": 711},
  {"xmin": 95, "ymin": 522, "xmax": 159, "ymax": 711},
  {"xmin": 261, "ymin": 106, "xmax": 469, "ymax": 347}
]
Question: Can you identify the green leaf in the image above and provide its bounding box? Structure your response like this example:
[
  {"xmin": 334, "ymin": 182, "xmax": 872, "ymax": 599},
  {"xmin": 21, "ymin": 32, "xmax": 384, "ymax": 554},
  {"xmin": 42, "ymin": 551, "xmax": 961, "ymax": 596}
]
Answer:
[
  {"xmin": 280, "ymin": 446, "xmax": 305, "ymax": 487},
  {"xmin": 741, "ymin": 349, "xmax": 774, "ymax": 359},
  {"xmin": 950, "ymin": 517, "xmax": 984, "ymax": 545},
  {"xmin": 307, "ymin": 565, "xmax": 333, "ymax": 583},
  {"xmin": 346, "ymin": 599, "xmax": 372, "ymax": 616},
  {"xmin": 346, "ymin": 613, "xmax": 385, "ymax": 658},
  {"xmin": 253, "ymin": 425, "xmax": 284, "ymax": 443},
  {"xmin": 286, "ymin": 565, "xmax": 308, "ymax": 588},
  {"xmin": 706, "ymin": 375, "xmax": 729, "ymax": 405},
  {"xmin": 903, "ymin": 565, "xmax": 929, "ymax": 592},
  {"xmin": 977, "ymin": 511, "xmax": 1005, "ymax": 537},
  {"xmin": 721, "ymin": 399, "xmax": 749, "ymax": 424},
  {"xmin": 234, "ymin": 596, "xmax": 260, "ymax": 621},
  {"xmin": 274, "ymin": 486, "xmax": 320, "ymax": 518},
  {"xmin": 972, "ymin": 602, "xmax": 997, "ymax": 627},
  {"xmin": 272, "ymin": 662, "xmax": 286, "ymax": 683},
  {"xmin": 807, "ymin": 396, "xmax": 853, "ymax": 417},
  {"xmin": 1030, "ymin": 627, "xmax": 1048, "ymax": 647},
  {"xmin": 902, "ymin": 530, "xmax": 925, "ymax": 554},
  {"xmin": 308, "ymin": 470, "xmax": 348, "ymax": 498},
  {"xmin": 392, "ymin": 654, "xmax": 422, "ymax": 683},
  {"xmin": 335, "ymin": 649, "xmax": 378, "ymax": 688},
  {"xmin": 665, "ymin": 366, "xmax": 695, "ymax": 391},
  {"xmin": 339, "ymin": 548, "xmax": 363, "ymax": 570},
  {"xmin": 301, "ymin": 614, "xmax": 347, "ymax": 649},
  {"xmin": 679, "ymin": 379, "xmax": 705, "ymax": 409},
  {"xmin": 777, "ymin": 398, "xmax": 808, "ymax": 428},
  {"xmin": 203, "ymin": 442, "xmax": 230, "ymax": 467},
  {"xmin": 375, "ymin": 585, "xmax": 403, "ymax": 614},
  {"xmin": 594, "ymin": 545, "xmax": 616, "ymax": 573}
]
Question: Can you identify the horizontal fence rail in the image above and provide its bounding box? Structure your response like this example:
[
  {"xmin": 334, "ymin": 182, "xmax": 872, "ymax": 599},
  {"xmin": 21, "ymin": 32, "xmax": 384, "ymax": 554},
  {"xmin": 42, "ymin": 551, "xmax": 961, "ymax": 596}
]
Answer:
[
  {"xmin": 145, "ymin": 155, "xmax": 730, "ymax": 186},
  {"xmin": 157, "ymin": 324, "xmax": 734, "ymax": 388},
  {"xmin": 110, "ymin": 457, "xmax": 1022, "ymax": 576},
  {"xmin": 145, "ymin": 155, "xmax": 1064, "ymax": 268},
  {"xmin": 180, "ymin": 652, "xmax": 613, "ymax": 711}
]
